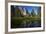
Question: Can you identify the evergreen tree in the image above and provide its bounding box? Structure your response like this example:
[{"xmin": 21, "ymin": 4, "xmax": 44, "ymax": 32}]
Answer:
[
  {"xmin": 37, "ymin": 7, "xmax": 41, "ymax": 17},
  {"xmin": 15, "ymin": 6, "xmax": 21, "ymax": 17},
  {"xmin": 31, "ymin": 9, "xmax": 35, "ymax": 17},
  {"xmin": 11, "ymin": 5, "xmax": 15, "ymax": 16},
  {"xmin": 26, "ymin": 8, "xmax": 29, "ymax": 14}
]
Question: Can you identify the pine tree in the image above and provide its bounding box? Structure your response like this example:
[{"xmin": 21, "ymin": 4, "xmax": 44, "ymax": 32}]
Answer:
[
  {"xmin": 26, "ymin": 8, "xmax": 28, "ymax": 14},
  {"xmin": 15, "ymin": 6, "xmax": 21, "ymax": 17},
  {"xmin": 11, "ymin": 6, "xmax": 15, "ymax": 16},
  {"xmin": 31, "ymin": 9, "xmax": 35, "ymax": 17},
  {"xmin": 37, "ymin": 7, "xmax": 41, "ymax": 17}
]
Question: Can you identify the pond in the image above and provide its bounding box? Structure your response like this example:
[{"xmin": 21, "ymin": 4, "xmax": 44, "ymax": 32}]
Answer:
[{"xmin": 11, "ymin": 18, "xmax": 41, "ymax": 28}]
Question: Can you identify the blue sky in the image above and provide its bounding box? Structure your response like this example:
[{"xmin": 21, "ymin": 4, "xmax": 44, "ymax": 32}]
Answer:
[{"xmin": 14, "ymin": 6, "xmax": 41, "ymax": 14}]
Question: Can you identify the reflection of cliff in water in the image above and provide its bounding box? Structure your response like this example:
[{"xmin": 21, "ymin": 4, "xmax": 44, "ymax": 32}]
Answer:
[{"xmin": 11, "ymin": 19, "xmax": 41, "ymax": 28}]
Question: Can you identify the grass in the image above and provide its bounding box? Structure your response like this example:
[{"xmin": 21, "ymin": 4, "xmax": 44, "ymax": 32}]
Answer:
[{"xmin": 11, "ymin": 16, "xmax": 41, "ymax": 20}]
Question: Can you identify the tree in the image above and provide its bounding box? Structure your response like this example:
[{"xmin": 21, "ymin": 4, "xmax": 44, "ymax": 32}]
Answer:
[
  {"xmin": 37, "ymin": 7, "xmax": 41, "ymax": 17},
  {"xmin": 11, "ymin": 6, "xmax": 15, "ymax": 16},
  {"xmin": 26, "ymin": 8, "xmax": 29, "ymax": 14},
  {"xmin": 15, "ymin": 6, "xmax": 21, "ymax": 17},
  {"xmin": 25, "ymin": 8, "xmax": 31, "ymax": 16},
  {"xmin": 31, "ymin": 9, "xmax": 35, "ymax": 17}
]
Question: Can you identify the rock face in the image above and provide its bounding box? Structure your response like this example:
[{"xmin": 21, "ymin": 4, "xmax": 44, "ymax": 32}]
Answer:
[
  {"xmin": 14, "ymin": 6, "xmax": 29, "ymax": 17},
  {"xmin": 11, "ymin": 6, "xmax": 32, "ymax": 17}
]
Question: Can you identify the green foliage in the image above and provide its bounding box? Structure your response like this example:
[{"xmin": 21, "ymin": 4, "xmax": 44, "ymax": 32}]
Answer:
[
  {"xmin": 31, "ymin": 9, "xmax": 35, "ymax": 17},
  {"xmin": 15, "ymin": 7, "xmax": 21, "ymax": 17}
]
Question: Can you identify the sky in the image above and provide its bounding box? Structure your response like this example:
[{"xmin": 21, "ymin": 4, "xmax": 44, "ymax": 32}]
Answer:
[{"xmin": 11, "ymin": 5, "xmax": 41, "ymax": 15}]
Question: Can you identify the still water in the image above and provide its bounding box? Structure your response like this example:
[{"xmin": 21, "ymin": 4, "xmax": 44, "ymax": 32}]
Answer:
[{"xmin": 11, "ymin": 19, "xmax": 41, "ymax": 28}]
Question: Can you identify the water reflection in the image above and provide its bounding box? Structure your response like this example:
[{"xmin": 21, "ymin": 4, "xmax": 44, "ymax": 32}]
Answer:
[
  {"xmin": 19, "ymin": 20, "xmax": 41, "ymax": 28},
  {"xmin": 11, "ymin": 19, "xmax": 41, "ymax": 28}
]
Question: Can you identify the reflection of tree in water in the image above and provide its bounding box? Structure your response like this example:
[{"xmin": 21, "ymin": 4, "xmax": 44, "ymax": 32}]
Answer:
[{"xmin": 16, "ymin": 20, "xmax": 41, "ymax": 28}]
